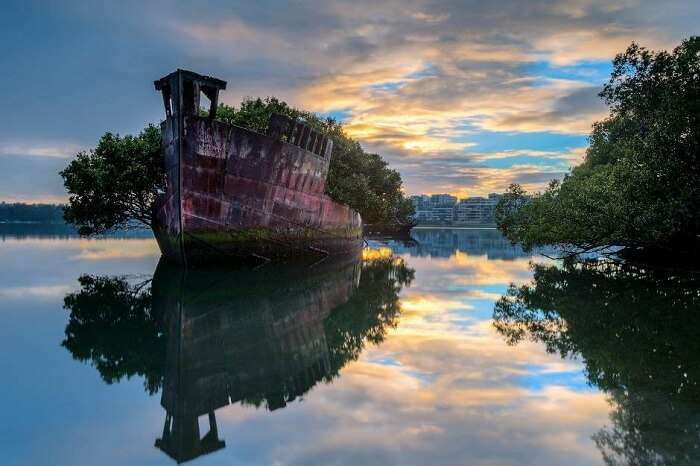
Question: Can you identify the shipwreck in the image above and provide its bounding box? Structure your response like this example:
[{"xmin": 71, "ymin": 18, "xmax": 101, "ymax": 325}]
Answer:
[{"xmin": 152, "ymin": 69, "xmax": 363, "ymax": 265}]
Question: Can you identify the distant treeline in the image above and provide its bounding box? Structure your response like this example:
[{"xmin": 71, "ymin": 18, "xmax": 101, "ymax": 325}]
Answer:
[{"xmin": 0, "ymin": 202, "xmax": 65, "ymax": 223}]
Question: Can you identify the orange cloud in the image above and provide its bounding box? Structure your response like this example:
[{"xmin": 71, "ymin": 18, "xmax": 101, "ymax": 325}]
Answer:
[{"xmin": 167, "ymin": 2, "xmax": 691, "ymax": 197}]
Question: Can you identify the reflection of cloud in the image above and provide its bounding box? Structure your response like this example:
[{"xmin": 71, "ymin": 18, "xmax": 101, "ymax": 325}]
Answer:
[
  {"xmin": 400, "ymin": 295, "xmax": 471, "ymax": 316},
  {"xmin": 74, "ymin": 242, "xmax": 159, "ymax": 260},
  {"xmin": 216, "ymin": 334, "xmax": 607, "ymax": 466},
  {"xmin": 208, "ymin": 246, "xmax": 609, "ymax": 465},
  {"xmin": 0, "ymin": 229, "xmax": 612, "ymax": 464},
  {"xmin": 404, "ymin": 252, "xmax": 540, "ymax": 288},
  {"xmin": 1, "ymin": 238, "xmax": 159, "ymax": 261}
]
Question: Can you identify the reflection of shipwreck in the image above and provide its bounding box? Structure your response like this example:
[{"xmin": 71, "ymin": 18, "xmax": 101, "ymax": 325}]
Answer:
[
  {"xmin": 152, "ymin": 69, "xmax": 363, "ymax": 265},
  {"xmin": 59, "ymin": 247, "xmax": 413, "ymax": 464},
  {"xmin": 152, "ymin": 256, "xmax": 361, "ymax": 463}
]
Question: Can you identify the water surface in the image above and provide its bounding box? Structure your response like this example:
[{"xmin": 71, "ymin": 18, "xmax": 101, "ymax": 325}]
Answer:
[{"xmin": 1, "ymin": 227, "xmax": 697, "ymax": 465}]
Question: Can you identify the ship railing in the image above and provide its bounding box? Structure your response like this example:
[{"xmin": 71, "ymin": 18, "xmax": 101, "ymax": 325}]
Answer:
[{"xmin": 267, "ymin": 113, "xmax": 333, "ymax": 160}]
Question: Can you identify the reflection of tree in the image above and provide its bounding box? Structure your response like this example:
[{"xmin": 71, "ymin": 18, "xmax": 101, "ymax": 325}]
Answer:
[
  {"xmin": 61, "ymin": 248, "xmax": 414, "ymax": 462},
  {"xmin": 62, "ymin": 275, "xmax": 164, "ymax": 394},
  {"xmin": 493, "ymin": 260, "xmax": 700, "ymax": 466},
  {"xmin": 324, "ymin": 250, "xmax": 414, "ymax": 379}
]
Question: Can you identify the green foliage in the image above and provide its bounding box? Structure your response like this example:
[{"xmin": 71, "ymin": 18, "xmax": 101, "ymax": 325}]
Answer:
[
  {"xmin": 60, "ymin": 125, "xmax": 164, "ymax": 235},
  {"xmin": 61, "ymin": 96, "xmax": 414, "ymax": 234},
  {"xmin": 214, "ymin": 96, "xmax": 314, "ymax": 133},
  {"xmin": 62, "ymin": 275, "xmax": 164, "ymax": 394},
  {"xmin": 215, "ymin": 97, "xmax": 415, "ymax": 225},
  {"xmin": 493, "ymin": 260, "xmax": 700, "ymax": 465},
  {"xmin": 496, "ymin": 37, "xmax": 700, "ymax": 255},
  {"xmin": 325, "ymin": 139, "xmax": 415, "ymax": 226}
]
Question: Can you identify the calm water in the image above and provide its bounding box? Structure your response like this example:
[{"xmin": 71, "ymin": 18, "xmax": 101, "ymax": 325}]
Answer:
[{"xmin": 1, "ymin": 226, "xmax": 698, "ymax": 466}]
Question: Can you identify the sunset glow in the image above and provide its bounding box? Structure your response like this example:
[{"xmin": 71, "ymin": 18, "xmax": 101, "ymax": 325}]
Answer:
[{"xmin": 1, "ymin": 1, "xmax": 697, "ymax": 200}]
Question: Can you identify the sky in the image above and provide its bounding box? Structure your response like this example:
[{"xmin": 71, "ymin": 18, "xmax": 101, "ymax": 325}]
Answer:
[{"xmin": 1, "ymin": 0, "xmax": 699, "ymax": 203}]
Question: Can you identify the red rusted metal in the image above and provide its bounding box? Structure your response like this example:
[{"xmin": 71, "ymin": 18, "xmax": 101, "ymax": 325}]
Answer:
[{"xmin": 152, "ymin": 70, "xmax": 362, "ymax": 265}]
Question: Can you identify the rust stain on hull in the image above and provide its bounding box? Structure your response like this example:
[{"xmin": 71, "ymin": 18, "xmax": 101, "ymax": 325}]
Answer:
[{"xmin": 152, "ymin": 69, "xmax": 362, "ymax": 265}]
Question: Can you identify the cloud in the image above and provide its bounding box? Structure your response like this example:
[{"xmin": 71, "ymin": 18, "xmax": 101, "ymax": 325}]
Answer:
[
  {"xmin": 411, "ymin": 11, "xmax": 450, "ymax": 24},
  {"xmin": 0, "ymin": 142, "xmax": 81, "ymax": 158},
  {"xmin": 0, "ymin": 194, "xmax": 69, "ymax": 204},
  {"xmin": 3, "ymin": 0, "xmax": 698, "ymax": 201},
  {"xmin": 469, "ymin": 147, "xmax": 587, "ymax": 164},
  {"xmin": 164, "ymin": 0, "xmax": 685, "ymax": 195},
  {"xmin": 0, "ymin": 284, "xmax": 72, "ymax": 300},
  {"xmin": 0, "ymin": 154, "xmax": 70, "ymax": 203},
  {"xmin": 481, "ymin": 84, "xmax": 608, "ymax": 134},
  {"xmin": 533, "ymin": 28, "xmax": 646, "ymax": 66},
  {"xmin": 394, "ymin": 157, "xmax": 569, "ymax": 196}
]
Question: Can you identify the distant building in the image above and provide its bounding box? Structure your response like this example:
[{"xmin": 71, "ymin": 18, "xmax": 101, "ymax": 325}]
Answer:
[
  {"xmin": 409, "ymin": 195, "xmax": 432, "ymax": 223},
  {"xmin": 409, "ymin": 195, "xmax": 432, "ymax": 209},
  {"xmin": 430, "ymin": 194, "xmax": 457, "ymax": 206},
  {"xmin": 409, "ymin": 193, "xmax": 502, "ymax": 226}
]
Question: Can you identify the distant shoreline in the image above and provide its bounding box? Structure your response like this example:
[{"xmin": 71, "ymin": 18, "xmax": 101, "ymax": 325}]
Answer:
[
  {"xmin": 0, "ymin": 220, "xmax": 66, "ymax": 224},
  {"xmin": 412, "ymin": 225, "xmax": 497, "ymax": 230}
]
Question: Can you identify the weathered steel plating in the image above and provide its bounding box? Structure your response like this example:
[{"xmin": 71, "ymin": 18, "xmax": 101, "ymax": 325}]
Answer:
[
  {"xmin": 152, "ymin": 69, "xmax": 362, "ymax": 265},
  {"xmin": 267, "ymin": 113, "xmax": 333, "ymax": 159}
]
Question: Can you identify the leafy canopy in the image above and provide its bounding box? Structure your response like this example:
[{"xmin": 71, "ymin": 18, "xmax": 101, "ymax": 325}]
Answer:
[
  {"xmin": 496, "ymin": 37, "xmax": 700, "ymax": 255},
  {"xmin": 493, "ymin": 260, "xmax": 700, "ymax": 465},
  {"xmin": 60, "ymin": 125, "xmax": 164, "ymax": 235},
  {"xmin": 60, "ymin": 97, "xmax": 414, "ymax": 234},
  {"xmin": 216, "ymin": 97, "xmax": 415, "ymax": 225}
]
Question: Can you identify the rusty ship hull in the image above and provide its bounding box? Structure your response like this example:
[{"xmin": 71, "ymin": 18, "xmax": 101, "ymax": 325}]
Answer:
[{"xmin": 152, "ymin": 70, "xmax": 362, "ymax": 265}]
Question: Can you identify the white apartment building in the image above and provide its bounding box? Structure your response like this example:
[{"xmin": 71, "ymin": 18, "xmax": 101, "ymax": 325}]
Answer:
[{"xmin": 410, "ymin": 193, "xmax": 502, "ymax": 225}]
